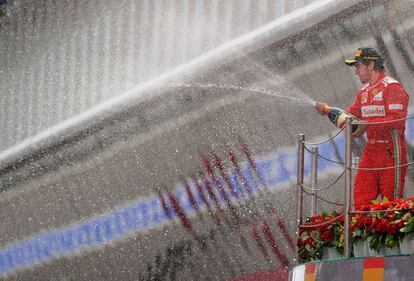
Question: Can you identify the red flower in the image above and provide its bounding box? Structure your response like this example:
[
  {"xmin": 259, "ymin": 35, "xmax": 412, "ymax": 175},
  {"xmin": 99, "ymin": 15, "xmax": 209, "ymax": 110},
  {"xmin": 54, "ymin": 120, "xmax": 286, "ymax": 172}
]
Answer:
[
  {"xmin": 304, "ymin": 237, "xmax": 314, "ymax": 246},
  {"xmin": 364, "ymin": 216, "xmax": 372, "ymax": 227},
  {"xmin": 355, "ymin": 214, "xmax": 365, "ymax": 228},
  {"xmin": 361, "ymin": 205, "xmax": 371, "ymax": 211},
  {"xmin": 375, "ymin": 220, "xmax": 387, "ymax": 233},
  {"xmin": 320, "ymin": 230, "xmax": 334, "ymax": 241},
  {"xmin": 372, "ymin": 202, "xmax": 391, "ymax": 210}
]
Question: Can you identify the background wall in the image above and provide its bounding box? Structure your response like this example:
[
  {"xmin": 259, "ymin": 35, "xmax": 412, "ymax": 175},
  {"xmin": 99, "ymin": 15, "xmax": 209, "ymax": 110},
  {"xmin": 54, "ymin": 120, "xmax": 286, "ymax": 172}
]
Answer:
[{"xmin": 0, "ymin": 0, "xmax": 320, "ymax": 151}]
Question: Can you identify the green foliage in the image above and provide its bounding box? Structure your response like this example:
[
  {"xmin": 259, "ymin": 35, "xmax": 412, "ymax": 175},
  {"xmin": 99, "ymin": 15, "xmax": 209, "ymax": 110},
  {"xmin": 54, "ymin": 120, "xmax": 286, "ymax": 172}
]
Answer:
[
  {"xmin": 384, "ymin": 233, "xmax": 399, "ymax": 248},
  {"xmin": 368, "ymin": 233, "xmax": 383, "ymax": 251},
  {"xmin": 400, "ymin": 216, "xmax": 414, "ymax": 234}
]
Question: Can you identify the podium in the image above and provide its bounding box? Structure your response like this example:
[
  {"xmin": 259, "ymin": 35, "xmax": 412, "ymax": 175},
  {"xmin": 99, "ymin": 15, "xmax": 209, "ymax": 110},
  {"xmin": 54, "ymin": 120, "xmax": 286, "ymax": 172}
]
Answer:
[{"xmin": 289, "ymin": 255, "xmax": 414, "ymax": 281}]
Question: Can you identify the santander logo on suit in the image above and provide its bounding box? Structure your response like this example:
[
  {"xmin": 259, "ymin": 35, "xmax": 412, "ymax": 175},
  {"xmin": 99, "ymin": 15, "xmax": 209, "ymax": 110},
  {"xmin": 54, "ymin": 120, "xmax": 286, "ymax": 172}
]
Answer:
[{"xmin": 361, "ymin": 105, "xmax": 386, "ymax": 117}]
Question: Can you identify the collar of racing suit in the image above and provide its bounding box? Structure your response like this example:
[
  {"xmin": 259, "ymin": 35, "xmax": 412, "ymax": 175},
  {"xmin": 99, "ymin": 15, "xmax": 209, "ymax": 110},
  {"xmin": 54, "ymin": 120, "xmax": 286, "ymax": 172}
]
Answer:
[{"xmin": 365, "ymin": 72, "xmax": 386, "ymax": 91}]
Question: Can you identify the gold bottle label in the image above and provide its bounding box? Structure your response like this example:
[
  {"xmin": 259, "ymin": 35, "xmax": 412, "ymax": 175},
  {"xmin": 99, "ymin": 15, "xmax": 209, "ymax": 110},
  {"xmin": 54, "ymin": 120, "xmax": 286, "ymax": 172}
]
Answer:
[{"xmin": 336, "ymin": 112, "xmax": 347, "ymax": 128}]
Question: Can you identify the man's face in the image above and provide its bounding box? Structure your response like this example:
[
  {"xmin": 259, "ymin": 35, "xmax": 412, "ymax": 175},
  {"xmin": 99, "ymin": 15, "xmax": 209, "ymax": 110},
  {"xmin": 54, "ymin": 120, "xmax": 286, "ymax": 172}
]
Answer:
[{"xmin": 354, "ymin": 61, "xmax": 373, "ymax": 84}]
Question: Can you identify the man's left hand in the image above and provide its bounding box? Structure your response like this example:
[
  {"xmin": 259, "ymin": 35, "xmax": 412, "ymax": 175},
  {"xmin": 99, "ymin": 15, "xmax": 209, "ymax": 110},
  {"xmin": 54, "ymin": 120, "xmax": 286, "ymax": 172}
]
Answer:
[{"xmin": 352, "ymin": 122, "xmax": 368, "ymax": 138}]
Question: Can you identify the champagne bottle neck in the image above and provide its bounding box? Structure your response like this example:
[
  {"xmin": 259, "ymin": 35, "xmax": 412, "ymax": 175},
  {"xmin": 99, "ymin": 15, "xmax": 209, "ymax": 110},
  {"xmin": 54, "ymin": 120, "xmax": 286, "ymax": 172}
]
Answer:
[{"xmin": 325, "ymin": 106, "xmax": 345, "ymax": 114}]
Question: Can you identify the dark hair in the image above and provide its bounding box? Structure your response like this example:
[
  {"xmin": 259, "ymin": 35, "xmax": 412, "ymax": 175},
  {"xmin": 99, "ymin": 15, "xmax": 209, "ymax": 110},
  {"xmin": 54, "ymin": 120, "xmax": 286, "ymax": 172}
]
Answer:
[{"xmin": 361, "ymin": 57, "xmax": 385, "ymax": 71}]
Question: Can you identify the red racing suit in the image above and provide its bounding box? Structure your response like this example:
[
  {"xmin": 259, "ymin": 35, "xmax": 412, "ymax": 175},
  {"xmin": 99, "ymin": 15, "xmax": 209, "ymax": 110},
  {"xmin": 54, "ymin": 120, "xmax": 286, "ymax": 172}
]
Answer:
[{"xmin": 347, "ymin": 72, "xmax": 409, "ymax": 210}]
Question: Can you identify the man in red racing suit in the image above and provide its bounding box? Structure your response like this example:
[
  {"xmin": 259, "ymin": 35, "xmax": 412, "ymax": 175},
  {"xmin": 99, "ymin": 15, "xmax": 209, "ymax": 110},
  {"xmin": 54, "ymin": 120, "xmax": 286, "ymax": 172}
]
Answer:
[{"xmin": 318, "ymin": 48, "xmax": 409, "ymax": 210}]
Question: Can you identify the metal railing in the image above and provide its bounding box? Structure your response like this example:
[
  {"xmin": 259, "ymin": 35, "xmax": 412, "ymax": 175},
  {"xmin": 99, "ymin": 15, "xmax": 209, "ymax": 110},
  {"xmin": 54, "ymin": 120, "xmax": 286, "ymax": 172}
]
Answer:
[
  {"xmin": 296, "ymin": 115, "xmax": 414, "ymax": 262},
  {"xmin": 296, "ymin": 129, "xmax": 349, "ymax": 262}
]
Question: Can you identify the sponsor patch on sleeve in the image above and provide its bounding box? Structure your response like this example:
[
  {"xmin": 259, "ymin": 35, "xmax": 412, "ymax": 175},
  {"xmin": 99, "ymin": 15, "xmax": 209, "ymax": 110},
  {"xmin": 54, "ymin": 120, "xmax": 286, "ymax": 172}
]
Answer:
[
  {"xmin": 389, "ymin": 104, "xmax": 403, "ymax": 110},
  {"xmin": 383, "ymin": 76, "xmax": 400, "ymax": 84}
]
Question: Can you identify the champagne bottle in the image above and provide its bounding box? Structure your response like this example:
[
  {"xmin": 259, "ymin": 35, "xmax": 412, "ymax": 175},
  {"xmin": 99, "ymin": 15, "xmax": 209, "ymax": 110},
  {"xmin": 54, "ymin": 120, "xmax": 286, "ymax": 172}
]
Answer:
[{"xmin": 315, "ymin": 102, "xmax": 359, "ymax": 133}]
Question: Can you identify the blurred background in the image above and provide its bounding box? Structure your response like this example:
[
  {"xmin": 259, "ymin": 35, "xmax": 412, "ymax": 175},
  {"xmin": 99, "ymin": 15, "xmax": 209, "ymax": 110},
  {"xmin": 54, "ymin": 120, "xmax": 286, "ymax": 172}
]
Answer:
[{"xmin": 0, "ymin": 0, "xmax": 413, "ymax": 280}]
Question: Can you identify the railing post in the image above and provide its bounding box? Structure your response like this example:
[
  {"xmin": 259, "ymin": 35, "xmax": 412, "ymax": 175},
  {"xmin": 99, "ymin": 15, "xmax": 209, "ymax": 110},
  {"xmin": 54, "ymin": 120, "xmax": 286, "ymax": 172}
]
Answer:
[
  {"xmin": 344, "ymin": 117, "xmax": 353, "ymax": 258},
  {"xmin": 311, "ymin": 146, "xmax": 318, "ymax": 216},
  {"xmin": 296, "ymin": 134, "xmax": 305, "ymax": 263}
]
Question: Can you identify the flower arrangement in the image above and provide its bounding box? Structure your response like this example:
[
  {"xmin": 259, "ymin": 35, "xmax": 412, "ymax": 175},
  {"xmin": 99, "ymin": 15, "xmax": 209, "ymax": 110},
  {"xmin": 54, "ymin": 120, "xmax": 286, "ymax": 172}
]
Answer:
[
  {"xmin": 351, "ymin": 197, "xmax": 414, "ymax": 252},
  {"xmin": 297, "ymin": 211, "xmax": 344, "ymax": 262},
  {"xmin": 297, "ymin": 198, "xmax": 414, "ymax": 263},
  {"xmin": 396, "ymin": 198, "xmax": 414, "ymax": 239}
]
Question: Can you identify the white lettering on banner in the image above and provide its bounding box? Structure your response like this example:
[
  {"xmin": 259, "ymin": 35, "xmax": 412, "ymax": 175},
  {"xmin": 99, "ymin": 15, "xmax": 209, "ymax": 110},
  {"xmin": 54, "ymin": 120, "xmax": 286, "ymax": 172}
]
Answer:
[
  {"xmin": 389, "ymin": 104, "xmax": 403, "ymax": 110},
  {"xmin": 361, "ymin": 105, "xmax": 386, "ymax": 117}
]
